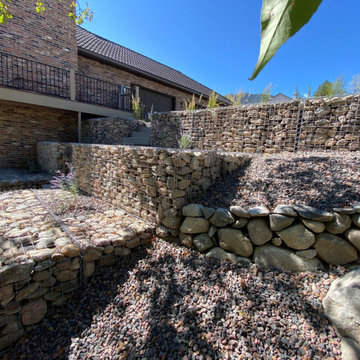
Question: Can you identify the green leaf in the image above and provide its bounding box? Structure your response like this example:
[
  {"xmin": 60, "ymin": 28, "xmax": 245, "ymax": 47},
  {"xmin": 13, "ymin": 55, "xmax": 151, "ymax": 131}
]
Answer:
[{"xmin": 250, "ymin": 0, "xmax": 323, "ymax": 80}]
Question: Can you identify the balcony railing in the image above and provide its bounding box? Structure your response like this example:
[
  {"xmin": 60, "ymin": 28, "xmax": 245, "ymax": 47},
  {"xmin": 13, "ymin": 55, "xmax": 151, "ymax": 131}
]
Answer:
[
  {"xmin": 0, "ymin": 52, "xmax": 132, "ymax": 112},
  {"xmin": 0, "ymin": 52, "xmax": 70, "ymax": 98},
  {"xmin": 75, "ymin": 73, "xmax": 132, "ymax": 111}
]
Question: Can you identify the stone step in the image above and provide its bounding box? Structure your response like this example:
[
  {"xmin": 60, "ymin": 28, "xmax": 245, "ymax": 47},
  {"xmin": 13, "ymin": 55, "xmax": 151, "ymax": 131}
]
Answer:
[{"xmin": 122, "ymin": 136, "xmax": 151, "ymax": 146}]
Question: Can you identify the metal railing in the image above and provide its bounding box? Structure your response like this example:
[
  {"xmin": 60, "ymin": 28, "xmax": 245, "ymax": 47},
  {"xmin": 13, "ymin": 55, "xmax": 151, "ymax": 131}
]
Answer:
[
  {"xmin": 75, "ymin": 73, "xmax": 132, "ymax": 111},
  {"xmin": 0, "ymin": 51, "xmax": 132, "ymax": 111},
  {"xmin": 0, "ymin": 52, "xmax": 70, "ymax": 98}
]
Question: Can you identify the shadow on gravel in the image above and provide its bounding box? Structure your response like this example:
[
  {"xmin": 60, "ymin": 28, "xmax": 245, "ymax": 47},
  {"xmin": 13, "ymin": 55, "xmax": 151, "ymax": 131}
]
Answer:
[
  {"xmin": 3, "ymin": 247, "xmax": 151, "ymax": 360},
  {"xmin": 4, "ymin": 243, "xmax": 339, "ymax": 360},
  {"xmin": 192, "ymin": 155, "xmax": 360, "ymax": 210},
  {"xmin": 267, "ymin": 156, "xmax": 360, "ymax": 209}
]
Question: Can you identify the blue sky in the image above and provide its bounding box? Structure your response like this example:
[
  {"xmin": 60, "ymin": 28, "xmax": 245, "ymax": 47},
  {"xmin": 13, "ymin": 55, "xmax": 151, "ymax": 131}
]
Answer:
[{"xmin": 82, "ymin": 1, "xmax": 359, "ymax": 98}]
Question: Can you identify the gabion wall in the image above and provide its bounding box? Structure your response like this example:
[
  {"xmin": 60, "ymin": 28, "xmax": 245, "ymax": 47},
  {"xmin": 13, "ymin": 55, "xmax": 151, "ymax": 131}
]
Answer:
[{"xmin": 151, "ymin": 95, "xmax": 360, "ymax": 153}]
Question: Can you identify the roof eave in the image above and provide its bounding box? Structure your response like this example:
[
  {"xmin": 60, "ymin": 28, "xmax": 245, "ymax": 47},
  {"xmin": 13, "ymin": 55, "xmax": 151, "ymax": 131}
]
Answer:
[{"xmin": 78, "ymin": 48, "xmax": 231, "ymax": 105}]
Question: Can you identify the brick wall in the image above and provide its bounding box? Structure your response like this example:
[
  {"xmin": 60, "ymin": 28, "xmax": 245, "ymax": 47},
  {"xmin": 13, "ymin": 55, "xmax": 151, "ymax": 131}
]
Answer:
[
  {"xmin": 0, "ymin": 0, "xmax": 77, "ymax": 70},
  {"xmin": 78, "ymin": 56, "xmax": 205, "ymax": 110},
  {"xmin": 0, "ymin": 100, "xmax": 77, "ymax": 168},
  {"xmin": 151, "ymin": 95, "xmax": 360, "ymax": 152}
]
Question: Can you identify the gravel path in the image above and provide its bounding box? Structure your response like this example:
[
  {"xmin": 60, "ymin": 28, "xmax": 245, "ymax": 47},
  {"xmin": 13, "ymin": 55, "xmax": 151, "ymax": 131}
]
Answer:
[
  {"xmin": 192, "ymin": 151, "xmax": 360, "ymax": 210},
  {"xmin": 5, "ymin": 239, "xmax": 344, "ymax": 360}
]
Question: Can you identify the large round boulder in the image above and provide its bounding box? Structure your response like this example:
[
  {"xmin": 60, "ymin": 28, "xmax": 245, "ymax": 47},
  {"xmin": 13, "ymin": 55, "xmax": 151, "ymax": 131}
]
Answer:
[
  {"xmin": 253, "ymin": 245, "xmax": 323, "ymax": 272},
  {"xmin": 218, "ymin": 228, "xmax": 253, "ymax": 257},
  {"xmin": 247, "ymin": 218, "xmax": 272, "ymax": 245},
  {"xmin": 314, "ymin": 233, "xmax": 358, "ymax": 265},
  {"xmin": 277, "ymin": 224, "xmax": 315, "ymax": 250},
  {"xmin": 180, "ymin": 217, "xmax": 210, "ymax": 234},
  {"xmin": 323, "ymin": 269, "xmax": 360, "ymax": 356}
]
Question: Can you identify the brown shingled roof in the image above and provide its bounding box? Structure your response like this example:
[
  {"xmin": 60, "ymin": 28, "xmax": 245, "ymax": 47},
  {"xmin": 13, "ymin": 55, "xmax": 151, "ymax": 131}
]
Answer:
[{"xmin": 76, "ymin": 27, "xmax": 230, "ymax": 104}]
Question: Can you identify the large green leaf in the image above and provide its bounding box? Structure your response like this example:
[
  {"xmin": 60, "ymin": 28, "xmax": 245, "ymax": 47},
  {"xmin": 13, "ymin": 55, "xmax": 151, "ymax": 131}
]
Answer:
[{"xmin": 250, "ymin": 0, "xmax": 323, "ymax": 80}]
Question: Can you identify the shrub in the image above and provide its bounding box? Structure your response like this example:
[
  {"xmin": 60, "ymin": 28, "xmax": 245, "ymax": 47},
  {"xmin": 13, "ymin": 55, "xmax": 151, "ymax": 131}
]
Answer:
[{"xmin": 131, "ymin": 95, "xmax": 145, "ymax": 120}]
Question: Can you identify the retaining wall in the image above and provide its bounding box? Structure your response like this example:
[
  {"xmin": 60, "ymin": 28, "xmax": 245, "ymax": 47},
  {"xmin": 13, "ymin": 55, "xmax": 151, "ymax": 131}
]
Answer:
[
  {"xmin": 179, "ymin": 203, "xmax": 360, "ymax": 271},
  {"xmin": 151, "ymin": 95, "xmax": 360, "ymax": 153},
  {"xmin": 0, "ymin": 190, "xmax": 154, "ymax": 350},
  {"xmin": 37, "ymin": 142, "xmax": 250, "ymax": 231},
  {"xmin": 81, "ymin": 117, "xmax": 144, "ymax": 145}
]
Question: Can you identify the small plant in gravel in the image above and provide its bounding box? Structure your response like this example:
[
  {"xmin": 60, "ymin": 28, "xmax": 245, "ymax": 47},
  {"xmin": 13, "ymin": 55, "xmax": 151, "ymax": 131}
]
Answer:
[{"xmin": 50, "ymin": 163, "xmax": 79, "ymax": 213}]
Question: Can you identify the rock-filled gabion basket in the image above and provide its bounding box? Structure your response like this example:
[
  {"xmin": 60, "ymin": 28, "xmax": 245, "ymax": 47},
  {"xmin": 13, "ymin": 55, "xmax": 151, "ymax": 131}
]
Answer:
[{"xmin": 179, "ymin": 203, "xmax": 360, "ymax": 272}]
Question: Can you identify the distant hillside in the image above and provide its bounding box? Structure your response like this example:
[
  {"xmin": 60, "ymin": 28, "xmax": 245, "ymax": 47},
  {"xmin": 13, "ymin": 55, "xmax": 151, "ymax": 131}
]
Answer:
[{"xmin": 226, "ymin": 92, "xmax": 292, "ymax": 105}]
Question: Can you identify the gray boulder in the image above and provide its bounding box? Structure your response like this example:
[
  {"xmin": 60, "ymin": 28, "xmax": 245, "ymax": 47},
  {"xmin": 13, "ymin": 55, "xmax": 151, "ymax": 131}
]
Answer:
[
  {"xmin": 180, "ymin": 217, "xmax": 211, "ymax": 234},
  {"xmin": 273, "ymin": 204, "xmax": 297, "ymax": 217},
  {"xmin": 210, "ymin": 208, "xmax": 235, "ymax": 227},
  {"xmin": 218, "ymin": 228, "xmax": 253, "ymax": 257},
  {"xmin": 202, "ymin": 207, "xmax": 215, "ymax": 219},
  {"xmin": 326, "ymin": 213, "xmax": 352, "ymax": 234},
  {"xmin": 277, "ymin": 224, "xmax": 315, "ymax": 250},
  {"xmin": 301, "ymin": 219, "xmax": 326, "ymax": 233},
  {"xmin": 206, "ymin": 247, "xmax": 247, "ymax": 264},
  {"xmin": 247, "ymin": 205, "xmax": 270, "ymax": 217},
  {"xmin": 269, "ymin": 214, "xmax": 294, "ymax": 231},
  {"xmin": 229, "ymin": 206, "xmax": 250, "ymax": 218},
  {"xmin": 247, "ymin": 218, "xmax": 272, "ymax": 245},
  {"xmin": 323, "ymin": 269, "xmax": 360, "ymax": 355},
  {"xmin": 232, "ymin": 218, "xmax": 248, "ymax": 229},
  {"xmin": 253, "ymin": 245, "xmax": 323, "ymax": 272},
  {"xmin": 182, "ymin": 204, "xmax": 203, "ymax": 217},
  {"xmin": 345, "ymin": 229, "xmax": 360, "ymax": 251},
  {"xmin": 293, "ymin": 204, "xmax": 334, "ymax": 222},
  {"xmin": 353, "ymin": 214, "xmax": 360, "ymax": 228},
  {"xmin": 314, "ymin": 233, "xmax": 358, "ymax": 265},
  {"xmin": 193, "ymin": 234, "xmax": 213, "ymax": 252}
]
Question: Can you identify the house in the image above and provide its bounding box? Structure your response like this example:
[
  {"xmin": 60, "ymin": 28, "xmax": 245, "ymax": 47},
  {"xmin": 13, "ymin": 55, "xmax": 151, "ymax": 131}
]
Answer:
[{"xmin": 0, "ymin": 0, "xmax": 230, "ymax": 168}]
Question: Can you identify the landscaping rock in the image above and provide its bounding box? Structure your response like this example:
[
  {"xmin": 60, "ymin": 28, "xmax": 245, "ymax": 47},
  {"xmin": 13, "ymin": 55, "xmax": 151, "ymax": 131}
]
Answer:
[
  {"xmin": 314, "ymin": 233, "xmax": 358, "ymax": 264},
  {"xmin": 269, "ymin": 214, "xmax": 294, "ymax": 231},
  {"xmin": 218, "ymin": 228, "xmax": 253, "ymax": 257},
  {"xmin": 326, "ymin": 213, "xmax": 352, "ymax": 234},
  {"xmin": 0, "ymin": 328, "xmax": 24, "ymax": 351},
  {"xmin": 272, "ymin": 204, "xmax": 297, "ymax": 217},
  {"xmin": 180, "ymin": 217, "xmax": 210, "ymax": 234},
  {"xmin": 0, "ymin": 261, "xmax": 34, "ymax": 286},
  {"xmin": 353, "ymin": 214, "xmax": 360, "ymax": 228},
  {"xmin": 206, "ymin": 247, "xmax": 250, "ymax": 265},
  {"xmin": 271, "ymin": 237, "xmax": 282, "ymax": 246},
  {"xmin": 232, "ymin": 218, "xmax": 248, "ymax": 229},
  {"xmin": 345, "ymin": 229, "xmax": 360, "ymax": 251},
  {"xmin": 209, "ymin": 208, "xmax": 235, "ymax": 227},
  {"xmin": 60, "ymin": 244, "xmax": 81, "ymax": 257},
  {"xmin": 27, "ymin": 249, "xmax": 55, "ymax": 262},
  {"xmin": 253, "ymin": 245, "xmax": 323, "ymax": 272},
  {"xmin": 162, "ymin": 216, "xmax": 182, "ymax": 230},
  {"xmin": 193, "ymin": 234, "xmax": 213, "ymax": 252},
  {"xmin": 277, "ymin": 224, "xmax": 315, "ymax": 250},
  {"xmin": 202, "ymin": 207, "xmax": 215, "ymax": 220},
  {"xmin": 323, "ymin": 269, "xmax": 360, "ymax": 351},
  {"xmin": 21, "ymin": 299, "xmax": 47, "ymax": 325},
  {"xmin": 179, "ymin": 233, "xmax": 193, "ymax": 248},
  {"xmin": 293, "ymin": 204, "xmax": 334, "ymax": 222},
  {"xmin": 229, "ymin": 206, "xmax": 250, "ymax": 218},
  {"xmin": 247, "ymin": 218, "xmax": 272, "ymax": 245},
  {"xmin": 182, "ymin": 204, "xmax": 203, "ymax": 217},
  {"xmin": 247, "ymin": 205, "xmax": 270, "ymax": 217},
  {"xmin": 301, "ymin": 219, "xmax": 326, "ymax": 233},
  {"xmin": 296, "ymin": 249, "xmax": 317, "ymax": 260}
]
